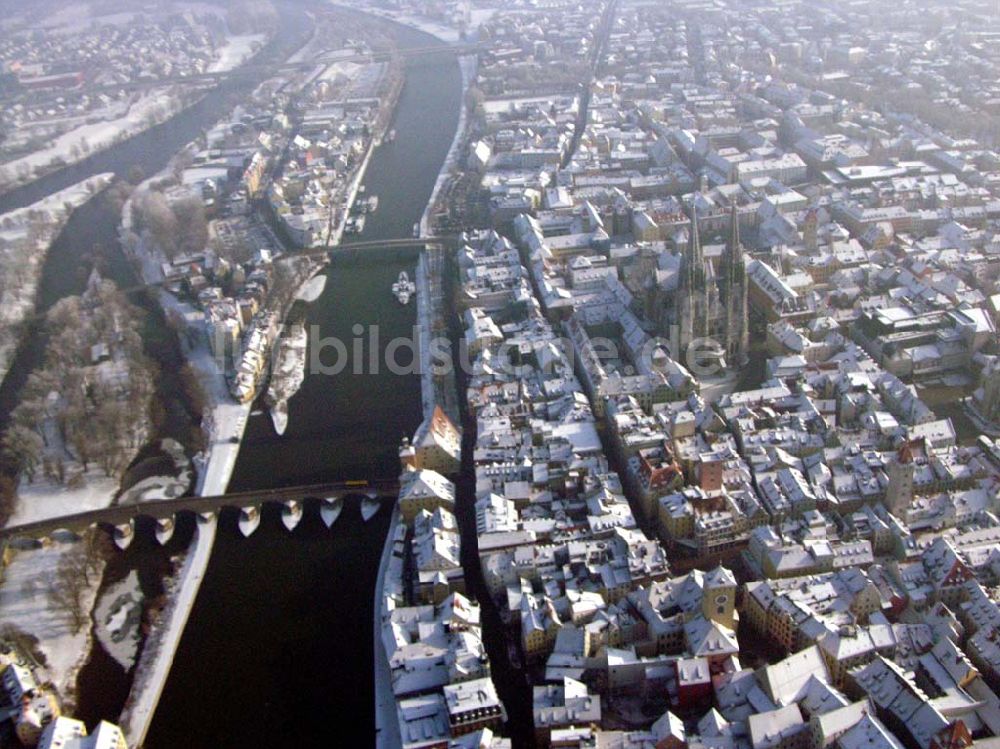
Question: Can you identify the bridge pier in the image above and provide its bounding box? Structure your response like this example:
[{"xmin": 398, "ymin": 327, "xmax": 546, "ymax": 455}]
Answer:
[
  {"xmin": 47, "ymin": 528, "xmax": 83, "ymax": 544},
  {"xmin": 281, "ymin": 500, "xmax": 303, "ymax": 532},
  {"xmin": 0, "ymin": 479, "xmax": 402, "ymax": 544},
  {"xmin": 238, "ymin": 505, "xmax": 261, "ymax": 538},
  {"xmin": 114, "ymin": 519, "xmax": 135, "ymax": 550},
  {"xmin": 155, "ymin": 516, "xmax": 175, "ymax": 546},
  {"xmin": 321, "ymin": 495, "xmax": 345, "ymax": 528}
]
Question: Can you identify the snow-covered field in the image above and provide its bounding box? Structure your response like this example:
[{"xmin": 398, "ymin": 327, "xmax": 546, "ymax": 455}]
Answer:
[
  {"xmin": 93, "ymin": 571, "xmax": 143, "ymax": 671},
  {"xmin": 118, "ymin": 439, "xmax": 194, "ymax": 505},
  {"xmin": 208, "ymin": 33, "xmax": 267, "ymax": 74},
  {"xmin": 0, "ymin": 540, "xmax": 104, "ymax": 702},
  {"xmin": 329, "ymin": 1, "xmax": 494, "ymax": 45},
  {"xmin": 372, "ymin": 10, "xmax": 462, "ymax": 43},
  {"xmin": 318, "ymin": 60, "xmax": 363, "ymax": 84},
  {"xmin": 0, "ymin": 91, "xmax": 195, "ymax": 190},
  {"xmin": 8, "ymin": 468, "xmax": 119, "ymax": 528}
]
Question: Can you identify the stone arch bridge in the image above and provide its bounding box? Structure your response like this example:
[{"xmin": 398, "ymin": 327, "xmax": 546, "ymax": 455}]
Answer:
[{"xmin": 0, "ymin": 478, "xmax": 399, "ymax": 548}]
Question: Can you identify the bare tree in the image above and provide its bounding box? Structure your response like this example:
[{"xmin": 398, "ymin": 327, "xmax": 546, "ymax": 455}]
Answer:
[
  {"xmin": 172, "ymin": 197, "xmax": 208, "ymax": 256},
  {"xmin": 81, "ymin": 529, "xmax": 112, "ymax": 581},
  {"xmin": 46, "ymin": 546, "xmax": 92, "ymax": 634},
  {"xmin": 2, "ymin": 426, "xmax": 43, "ymax": 483},
  {"xmin": 135, "ymin": 191, "xmax": 178, "ymax": 258},
  {"xmin": 0, "ymin": 474, "xmax": 17, "ymax": 526}
]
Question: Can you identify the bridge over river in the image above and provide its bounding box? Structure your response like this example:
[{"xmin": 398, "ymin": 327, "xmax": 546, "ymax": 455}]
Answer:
[
  {"xmin": 0, "ymin": 477, "xmax": 400, "ymax": 546},
  {"xmin": 319, "ymin": 232, "xmax": 462, "ymax": 254},
  {"xmin": 8, "ymin": 234, "xmax": 463, "ymax": 328}
]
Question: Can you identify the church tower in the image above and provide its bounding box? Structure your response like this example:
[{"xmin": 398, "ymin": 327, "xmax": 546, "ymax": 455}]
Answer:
[
  {"xmin": 802, "ymin": 206, "xmax": 819, "ymax": 252},
  {"xmin": 885, "ymin": 440, "xmax": 915, "ymax": 518},
  {"xmin": 722, "ymin": 203, "xmax": 749, "ymax": 366},
  {"xmin": 701, "ymin": 566, "xmax": 738, "ymax": 630},
  {"xmin": 979, "ymin": 360, "xmax": 1000, "ymax": 423},
  {"xmin": 678, "ymin": 204, "xmax": 709, "ymax": 354}
]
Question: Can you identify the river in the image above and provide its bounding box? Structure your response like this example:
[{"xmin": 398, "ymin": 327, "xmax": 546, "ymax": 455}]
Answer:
[
  {"xmin": 0, "ymin": 4, "xmax": 463, "ymax": 743},
  {"xmin": 139, "ymin": 17, "xmax": 463, "ymax": 749},
  {"xmin": 228, "ymin": 30, "xmax": 463, "ymax": 489}
]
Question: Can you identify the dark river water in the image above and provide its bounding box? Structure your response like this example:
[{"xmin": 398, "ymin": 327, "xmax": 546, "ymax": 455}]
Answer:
[
  {"xmin": 0, "ymin": 3, "xmax": 463, "ymax": 746},
  {"xmin": 228, "ymin": 36, "xmax": 464, "ymax": 488}
]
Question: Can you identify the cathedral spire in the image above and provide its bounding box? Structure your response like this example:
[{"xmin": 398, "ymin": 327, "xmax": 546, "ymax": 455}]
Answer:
[
  {"xmin": 723, "ymin": 202, "xmax": 749, "ymax": 364},
  {"xmin": 686, "ymin": 201, "xmax": 703, "ymax": 287},
  {"xmin": 690, "ymin": 201, "xmax": 701, "ymax": 259},
  {"xmin": 729, "ymin": 201, "xmax": 740, "ymax": 258}
]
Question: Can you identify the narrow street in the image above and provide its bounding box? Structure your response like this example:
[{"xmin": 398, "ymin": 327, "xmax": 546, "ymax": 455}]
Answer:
[{"xmin": 443, "ymin": 248, "xmax": 537, "ymax": 749}]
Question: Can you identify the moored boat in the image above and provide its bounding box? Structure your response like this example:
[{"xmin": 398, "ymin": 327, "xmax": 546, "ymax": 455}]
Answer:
[
  {"xmin": 270, "ymin": 400, "xmax": 288, "ymax": 436},
  {"xmin": 392, "ymin": 271, "xmax": 415, "ymax": 305},
  {"xmin": 266, "ymin": 322, "xmax": 307, "ymax": 436}
]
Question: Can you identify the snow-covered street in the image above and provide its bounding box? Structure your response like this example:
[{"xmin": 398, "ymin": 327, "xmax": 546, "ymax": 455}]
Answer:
[{"xmin": 119, "ymin": 516, "xmax": 216, "ymax": 747}]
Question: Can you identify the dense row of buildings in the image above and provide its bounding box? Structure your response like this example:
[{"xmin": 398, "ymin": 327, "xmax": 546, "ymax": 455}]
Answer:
[
  {"xmin": 384, "ymin": 0, "xmax": 1000, "ymax": 745},
  {"xmin": 1, "ymin": 644, "xmax": 128, "ymax": 748},
  {"xmin": 0, "ymin": 6, "xmax": 266, "ymax": 187}
]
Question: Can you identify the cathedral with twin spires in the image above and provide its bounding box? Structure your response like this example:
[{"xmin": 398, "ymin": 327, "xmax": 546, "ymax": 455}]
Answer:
[{"xmin": 673, "ymin": 202, "xmax": 750, "ymax": 369}]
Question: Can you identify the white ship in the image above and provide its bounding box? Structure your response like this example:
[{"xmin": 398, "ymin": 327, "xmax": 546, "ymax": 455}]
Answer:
[
  {"xmin": 386, "ymin": 129, "xmax": 396, "ymax": 143},
  {"xmin": 266, "ymin": 323, "xmax": 307, "ymax": 437},
  {"xmin": 392, "ymin": 271, "xmax": 415, "ymax": 305},
  {"xmin": 320, "ymin": 496, "xmax": 344, "ymax": 528},
  {"xmin": 281, "ymin": 500, "xmax": 303, "ymax": 532},
  {"xmin": 367, "ymin": 195, "xmax": 379, "ymax": 213},
  {"xmin": 270, "ymin": 400, "xmax": 288, "ymax": 436},
  {"xmin": 239, "ymin": 505, "xmax": 261, "ymax": 537},
  {"xmin": 345, "ymin": 215, "xmax": 365, "ymax": 234},
  {"xmin": 361, "ymin": 497, "xmax": 380, "ymax": 522}
]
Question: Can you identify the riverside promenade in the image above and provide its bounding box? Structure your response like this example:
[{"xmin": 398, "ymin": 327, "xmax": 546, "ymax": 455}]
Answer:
[
  {"xmin": 374, "ymin": 503, "xmax": 403, "ymax": 749},
  {"xmin": 118, "ymin": 369, "xmax": 250, "ymax": 746}
]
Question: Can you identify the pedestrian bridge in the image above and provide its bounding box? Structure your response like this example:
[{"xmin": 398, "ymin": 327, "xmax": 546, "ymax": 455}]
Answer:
[{"xmin": 0, "ymin": 478, "xmax": 400, "ymax": 546}]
